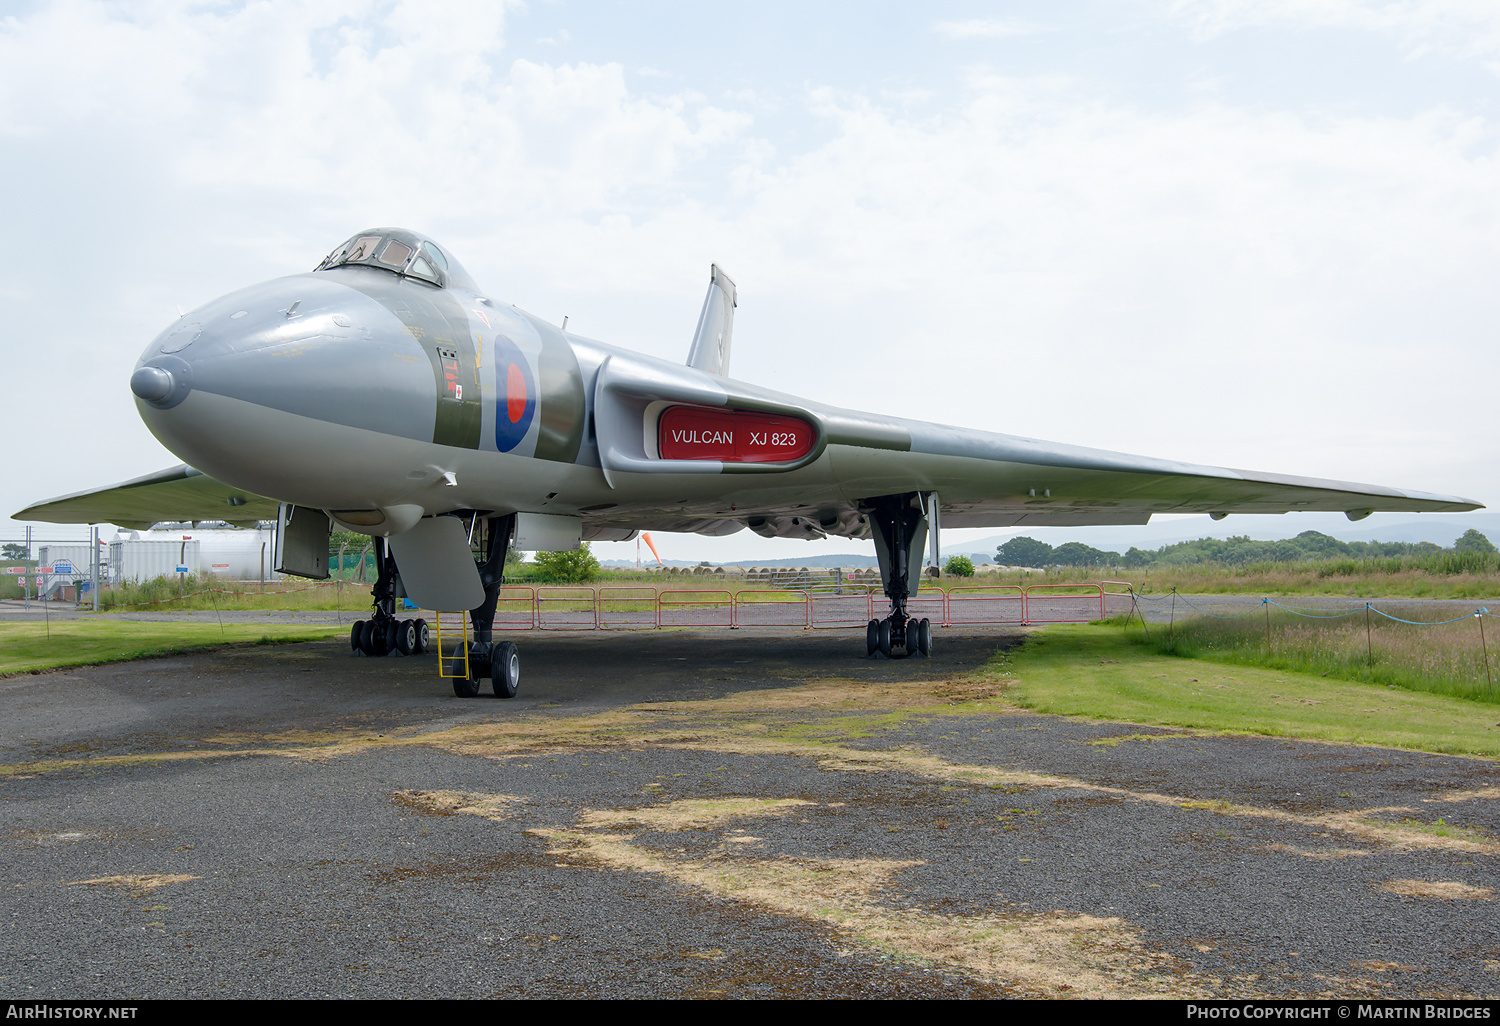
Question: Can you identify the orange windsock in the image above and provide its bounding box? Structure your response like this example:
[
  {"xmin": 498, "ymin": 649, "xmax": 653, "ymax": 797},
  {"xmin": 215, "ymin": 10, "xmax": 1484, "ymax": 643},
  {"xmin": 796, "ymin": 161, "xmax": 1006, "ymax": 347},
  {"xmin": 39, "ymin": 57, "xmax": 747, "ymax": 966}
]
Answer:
[{"xmin": 641, "ymin": 532, "xmax": 663, "ymax": 566}]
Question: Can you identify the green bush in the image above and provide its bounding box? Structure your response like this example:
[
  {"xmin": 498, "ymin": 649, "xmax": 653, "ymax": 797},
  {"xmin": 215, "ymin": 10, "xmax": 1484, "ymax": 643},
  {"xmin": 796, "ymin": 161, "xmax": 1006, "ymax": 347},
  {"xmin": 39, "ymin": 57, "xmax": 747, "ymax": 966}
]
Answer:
[
  {"xmin": 529, "ymin": 544, "xmax": 601, "ymax": 583},
  {"xmin": 943, "ymin": 555, "xmax": 976, "ymax": 577}
]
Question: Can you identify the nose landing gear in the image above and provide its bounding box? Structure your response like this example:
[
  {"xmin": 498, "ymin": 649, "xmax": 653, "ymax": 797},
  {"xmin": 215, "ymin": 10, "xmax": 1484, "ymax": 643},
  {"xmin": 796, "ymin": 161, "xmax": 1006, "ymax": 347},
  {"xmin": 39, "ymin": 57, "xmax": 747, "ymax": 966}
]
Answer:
[
  {"xmin": 446, "ymin": 513, "xmax": 520, "ymax": 699},
  {"xmin": 347, "ymin": 523, "xmax": 516, "ymax": 699}
]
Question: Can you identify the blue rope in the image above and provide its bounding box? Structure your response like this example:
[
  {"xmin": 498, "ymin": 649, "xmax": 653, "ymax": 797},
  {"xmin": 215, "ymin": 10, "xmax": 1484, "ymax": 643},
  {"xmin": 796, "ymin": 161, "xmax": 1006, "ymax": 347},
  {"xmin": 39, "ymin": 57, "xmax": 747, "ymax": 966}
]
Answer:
[
  {"xmin": 1135, "ymin": 592, "xmax": 1494, "ymax": 627},
  {"xmin": 1367, "ymin": 605, "xmax": 1490, "ymax": 627},
  {"xmin": 1132, "ymin": 592, "xmax": 1259, "ymax": 619},
  {"xmin": 1264, "ymin": 598, "xmax": 1362, "ymax": 620}
]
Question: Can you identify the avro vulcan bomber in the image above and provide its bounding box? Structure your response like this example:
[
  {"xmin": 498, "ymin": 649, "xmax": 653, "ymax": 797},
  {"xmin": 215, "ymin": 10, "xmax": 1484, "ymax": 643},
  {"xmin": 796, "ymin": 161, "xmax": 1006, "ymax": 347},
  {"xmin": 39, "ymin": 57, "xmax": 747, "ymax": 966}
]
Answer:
[{"xmin": 17, "ymin": 228, "xmax": 1481, "ymax": 696}]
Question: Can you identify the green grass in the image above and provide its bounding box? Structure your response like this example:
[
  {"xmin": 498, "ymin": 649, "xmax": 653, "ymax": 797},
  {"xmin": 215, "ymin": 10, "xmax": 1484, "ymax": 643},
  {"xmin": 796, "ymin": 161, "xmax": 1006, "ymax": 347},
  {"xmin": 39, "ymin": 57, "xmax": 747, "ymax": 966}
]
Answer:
[
  {"xmin": 98, "ymin": 573, "xmax": 371, "ymax": 612},
  {"xmin": 1128, "ymin": 604, "xmax": 1499, "ymax": 703},
  {"xmin": 973, "ymin": 562, "xmax": 1500, "ymax": 599},
  {"xmin": 997, "ymin": 624, "xmax": 1500, "ymax": 757},
  {"xmin": 0, "ymin": 621, "xmax": 343, "ymax": 675}
]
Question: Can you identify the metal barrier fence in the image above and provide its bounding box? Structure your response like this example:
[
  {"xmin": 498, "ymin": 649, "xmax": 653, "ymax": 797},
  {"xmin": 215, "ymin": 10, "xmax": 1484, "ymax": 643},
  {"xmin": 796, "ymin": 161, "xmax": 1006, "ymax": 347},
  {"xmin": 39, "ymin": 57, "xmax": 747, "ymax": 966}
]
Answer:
[{"xmin": 465, "ymin": 583, "xmax": 1121, "ymax": 630}]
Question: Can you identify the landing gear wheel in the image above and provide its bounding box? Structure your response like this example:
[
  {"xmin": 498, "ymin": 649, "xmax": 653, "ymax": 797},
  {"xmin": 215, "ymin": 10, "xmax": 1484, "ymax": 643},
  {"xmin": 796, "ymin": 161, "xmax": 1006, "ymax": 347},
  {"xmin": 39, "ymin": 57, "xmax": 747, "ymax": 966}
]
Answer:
[
  {"xmin": 877, "ymin": 619, "xmax": 893, "ymax": 658},
  {"xmin": 866, "ymin": 619, "xmax": 880, "ymax": 657},
  {"xmin": 451, "ymin": 646, "xmax": 482, "ymax": 698},
  {"xmin": 351, "ymin": 620, "xmax": 365, "ymax": 655},
  {"xmin": 383, "ymin": 619, "xmax": 399, "ymax": 656},
  {"xmin": 917, "ymin": 618, "xmax": 932, "ymax": 657},
  {"xmin": 395, "ymin": 619, "xmax": 417, "ymax": 656},
  {"xmin": 491, "ymin": 641, "xmax": 520, "ymax": 699},
  {"xmin": 905, "ymin": 619, "xmax": 921, "ymax": 656},
  {"xmin": 372, "ymin": 620, "xmax": 390, "ymax": 656},
  {"xmin": 414, "ymin": 619, "xmax": 430, "ymax": 654},
  {"xmin": 359, "ymin": 619, "xmax": 381, "ymax": 656}
]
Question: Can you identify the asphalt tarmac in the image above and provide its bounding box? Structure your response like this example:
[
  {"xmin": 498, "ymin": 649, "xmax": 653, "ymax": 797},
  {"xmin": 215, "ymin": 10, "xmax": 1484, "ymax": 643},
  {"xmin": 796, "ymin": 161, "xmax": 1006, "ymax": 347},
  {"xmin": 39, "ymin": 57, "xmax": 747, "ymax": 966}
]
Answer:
[{"xmin": 3, "ymin": 627, "xmax": 1499, "ymax": 999}]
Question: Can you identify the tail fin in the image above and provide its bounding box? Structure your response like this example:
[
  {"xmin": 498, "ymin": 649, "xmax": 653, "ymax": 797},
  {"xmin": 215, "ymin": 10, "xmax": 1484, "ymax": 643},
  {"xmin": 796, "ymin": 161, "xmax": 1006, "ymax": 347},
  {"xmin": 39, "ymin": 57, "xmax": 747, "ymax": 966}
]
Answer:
[{"xmin": 685, "ymin": 264, "xmax": 736, "ymax": 378}]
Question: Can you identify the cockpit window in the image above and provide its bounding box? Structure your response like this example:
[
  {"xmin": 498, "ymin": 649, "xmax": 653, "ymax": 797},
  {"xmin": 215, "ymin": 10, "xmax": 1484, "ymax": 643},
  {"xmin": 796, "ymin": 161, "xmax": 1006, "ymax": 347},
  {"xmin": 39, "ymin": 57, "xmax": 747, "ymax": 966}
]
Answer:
[
  {"xmin": 377, "ymin": 240, "xmax": 411, "ymax": 267},
  {"xmin": 316, "ymin": 231, "xmax": 449, "ymax": 288},
  {"xmin": 348, "ymin": 236, "xmax": 381, "ymax": 261},
  {"xmin": 407, "ymin": 255, "xmax": 440, "ymax": 284}
]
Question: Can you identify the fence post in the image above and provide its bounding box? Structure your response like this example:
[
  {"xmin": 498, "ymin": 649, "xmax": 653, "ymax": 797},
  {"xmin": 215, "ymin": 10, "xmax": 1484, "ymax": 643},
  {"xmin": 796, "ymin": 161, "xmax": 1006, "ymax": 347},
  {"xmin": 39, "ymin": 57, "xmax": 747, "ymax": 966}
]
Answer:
[{"xmin": 1478, "ymin": 610, "xmax": 1491, "ymax": 689}]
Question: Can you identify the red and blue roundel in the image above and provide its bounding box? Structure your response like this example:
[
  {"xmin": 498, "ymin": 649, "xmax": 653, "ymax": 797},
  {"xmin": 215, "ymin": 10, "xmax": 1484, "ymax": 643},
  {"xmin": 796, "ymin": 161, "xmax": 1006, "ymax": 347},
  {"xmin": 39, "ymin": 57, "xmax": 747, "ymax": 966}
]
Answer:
[{"xmin": 493, "ymin": 334, "xmax": 536, "ymax": 452}]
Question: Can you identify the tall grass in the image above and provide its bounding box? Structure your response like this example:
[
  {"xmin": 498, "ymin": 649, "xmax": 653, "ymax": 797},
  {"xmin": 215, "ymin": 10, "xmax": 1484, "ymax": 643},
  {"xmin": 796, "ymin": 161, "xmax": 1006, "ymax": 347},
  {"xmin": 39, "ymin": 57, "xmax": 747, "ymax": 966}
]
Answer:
[
  {"xmin": 978, "ymin": 558, "xmax": 1500, "ymax": 599},
  {"xmin": 97, "ymin": 572, "xmax": 367, "ymax": 612},
  {"xmin": 1128, "ymin": 603, "xmax": 1500, "ymax": 704}
]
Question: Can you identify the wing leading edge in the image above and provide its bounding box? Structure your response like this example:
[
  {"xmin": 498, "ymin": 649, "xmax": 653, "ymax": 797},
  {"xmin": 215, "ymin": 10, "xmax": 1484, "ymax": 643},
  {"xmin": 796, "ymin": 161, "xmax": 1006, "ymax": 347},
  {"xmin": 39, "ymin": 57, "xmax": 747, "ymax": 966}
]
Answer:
[
  {"xmin": 827, "ymin": 416, "xmax": 1481, "ymax": 529},
  {"xmin": 14, "ymin": 465, "xmax": 279, "ymax": 530}
]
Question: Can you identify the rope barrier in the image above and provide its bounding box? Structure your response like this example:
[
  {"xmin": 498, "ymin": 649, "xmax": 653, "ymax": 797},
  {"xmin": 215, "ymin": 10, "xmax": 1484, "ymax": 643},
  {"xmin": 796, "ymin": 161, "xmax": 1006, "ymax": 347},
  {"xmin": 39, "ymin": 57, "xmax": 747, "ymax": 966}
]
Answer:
[{"xmin": 1128, "ymin": 591, "xmax": 1497, "ymax": 627}]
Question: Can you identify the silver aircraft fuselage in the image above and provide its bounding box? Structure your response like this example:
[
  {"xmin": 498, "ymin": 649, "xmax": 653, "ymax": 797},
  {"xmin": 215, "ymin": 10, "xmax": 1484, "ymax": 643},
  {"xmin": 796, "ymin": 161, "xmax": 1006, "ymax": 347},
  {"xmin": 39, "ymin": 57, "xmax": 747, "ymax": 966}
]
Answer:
[{"xmin": 118, "ymin": 226, "xmax": 1478, "ymax": 548}]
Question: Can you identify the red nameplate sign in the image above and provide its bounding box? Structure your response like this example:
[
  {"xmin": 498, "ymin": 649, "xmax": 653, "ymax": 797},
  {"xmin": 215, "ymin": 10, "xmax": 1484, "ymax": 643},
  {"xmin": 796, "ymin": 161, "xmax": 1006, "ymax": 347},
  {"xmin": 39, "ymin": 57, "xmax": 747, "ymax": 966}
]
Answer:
[{"xmin": 658, "ymin": 406, "xmax": 815, "ymax": 463}]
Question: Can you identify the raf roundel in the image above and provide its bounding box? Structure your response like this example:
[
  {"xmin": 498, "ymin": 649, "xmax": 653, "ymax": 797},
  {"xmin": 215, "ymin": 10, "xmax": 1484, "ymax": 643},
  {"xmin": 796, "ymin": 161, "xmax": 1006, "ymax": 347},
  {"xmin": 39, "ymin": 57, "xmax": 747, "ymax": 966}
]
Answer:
[{"xmin": 492, "ymin": 334, "xmax": 536, "ymax": 452}]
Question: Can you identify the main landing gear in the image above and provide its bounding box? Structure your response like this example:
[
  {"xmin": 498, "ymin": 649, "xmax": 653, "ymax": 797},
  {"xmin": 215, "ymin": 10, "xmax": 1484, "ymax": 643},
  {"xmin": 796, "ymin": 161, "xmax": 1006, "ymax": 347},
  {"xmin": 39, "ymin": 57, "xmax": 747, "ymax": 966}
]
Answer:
[
  {"xmin": 865, "ymin": 615, "xmax": 932, "ymax": 659},
  {"xmin": 351, "ymin": 615, "xmax": 429, "ymax": 656},
  {"xmin": 350, "ymin": 537, "xmax": 430, "ymax": 657},
  {"xmin": 863, "ymin": 492, "xmax": 936, "ymax": 659}
]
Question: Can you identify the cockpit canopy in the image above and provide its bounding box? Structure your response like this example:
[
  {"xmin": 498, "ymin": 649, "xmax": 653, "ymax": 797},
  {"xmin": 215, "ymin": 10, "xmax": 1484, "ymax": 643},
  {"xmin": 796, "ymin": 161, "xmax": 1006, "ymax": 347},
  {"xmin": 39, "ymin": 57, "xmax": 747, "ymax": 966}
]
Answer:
[{"xmin": 315, "ymin": 228, "xmax": 476, "ymax": 292}]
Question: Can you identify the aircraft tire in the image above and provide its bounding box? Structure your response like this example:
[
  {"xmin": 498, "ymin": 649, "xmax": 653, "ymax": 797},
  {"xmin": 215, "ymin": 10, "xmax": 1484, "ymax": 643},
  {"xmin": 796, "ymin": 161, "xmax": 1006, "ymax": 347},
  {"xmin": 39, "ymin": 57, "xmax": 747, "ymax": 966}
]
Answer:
[
  {"xmin": 492, "ymin": 641, "xmax": 520, "ymax": 699},
  {"xmin": 414, "ymin": 619, "xmax": 430, "ymax": 654},
  {"xmin": 918, "ymin": 618, "xmax": 932, "ymax": 657},
  {"xmin": 866, "ymin": 619, "xmax": 880, "ymax": 657},
  {"xmin": 351, "ymin": 620, "xmax": 365, "ymax": 655},
  {"xmin": 905, "ymin": 619, "xmax": 921, "ymax": 656},
  {"xmin": 451, "ymin": 650, "xmax": 482, "ymax": 697},
  {"xmin": 395, "ymin": 619, "xmax": 416, "ymax": 656},
  {"xmin": 360, "ymin": 620, "xmax": 380, "ymax": 656},
  {"xmin": 877, "ymin": 619, "xmax": 892, "ymax": 658},
  {"xmin": 383, "ymin": 620, "xmax": 400, "ymax": 656}
]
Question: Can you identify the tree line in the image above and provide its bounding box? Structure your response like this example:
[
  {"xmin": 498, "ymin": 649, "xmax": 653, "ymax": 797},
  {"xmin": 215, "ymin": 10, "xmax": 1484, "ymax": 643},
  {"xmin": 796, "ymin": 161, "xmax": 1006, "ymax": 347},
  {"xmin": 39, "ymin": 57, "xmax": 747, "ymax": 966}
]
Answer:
[{"xmin": 996, "ymin": 529, "xmax": 1499, "ymax": 570}]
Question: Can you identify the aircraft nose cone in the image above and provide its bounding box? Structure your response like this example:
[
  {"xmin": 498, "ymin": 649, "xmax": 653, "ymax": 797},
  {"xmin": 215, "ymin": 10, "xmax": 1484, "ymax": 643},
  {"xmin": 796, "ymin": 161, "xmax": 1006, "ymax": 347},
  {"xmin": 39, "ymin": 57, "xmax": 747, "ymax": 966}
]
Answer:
[{"xmin": 130, "ymin": 365, "xmax": 175, "ymax": 403}]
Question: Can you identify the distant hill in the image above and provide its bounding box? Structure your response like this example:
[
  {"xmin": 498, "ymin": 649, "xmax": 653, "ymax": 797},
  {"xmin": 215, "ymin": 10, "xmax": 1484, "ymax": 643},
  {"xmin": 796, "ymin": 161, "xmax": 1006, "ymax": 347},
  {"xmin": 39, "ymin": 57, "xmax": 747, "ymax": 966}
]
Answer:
[{"xmin": 960, "ymin": 511, "xmax": 1500, "ymax": 558}]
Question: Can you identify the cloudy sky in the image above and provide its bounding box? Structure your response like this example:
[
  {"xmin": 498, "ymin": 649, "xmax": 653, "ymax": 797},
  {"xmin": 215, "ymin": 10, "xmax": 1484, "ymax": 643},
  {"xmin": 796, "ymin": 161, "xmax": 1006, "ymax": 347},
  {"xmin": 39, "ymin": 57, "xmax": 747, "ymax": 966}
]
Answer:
[{"xmin": 4, "ymin": 0, "xmax": 1497, "ymax": 562}]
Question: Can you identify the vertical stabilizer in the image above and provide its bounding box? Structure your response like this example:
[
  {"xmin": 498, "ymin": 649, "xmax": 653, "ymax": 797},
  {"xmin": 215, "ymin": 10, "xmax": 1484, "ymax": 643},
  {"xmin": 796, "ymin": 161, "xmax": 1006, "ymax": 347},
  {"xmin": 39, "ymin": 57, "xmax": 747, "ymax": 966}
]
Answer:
[{"xmin": 686, "ymin": 264, "xmax": 737, "ymax": 378}]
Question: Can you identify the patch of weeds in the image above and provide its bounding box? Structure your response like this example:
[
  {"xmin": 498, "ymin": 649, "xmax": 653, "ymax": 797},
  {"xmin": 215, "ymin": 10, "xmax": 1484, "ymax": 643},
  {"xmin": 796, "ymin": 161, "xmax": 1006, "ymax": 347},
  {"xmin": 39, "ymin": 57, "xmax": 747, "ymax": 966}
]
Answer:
[{"xmin": 1363, "ymin": 817, "xmax": 1494, "ymax": 845}]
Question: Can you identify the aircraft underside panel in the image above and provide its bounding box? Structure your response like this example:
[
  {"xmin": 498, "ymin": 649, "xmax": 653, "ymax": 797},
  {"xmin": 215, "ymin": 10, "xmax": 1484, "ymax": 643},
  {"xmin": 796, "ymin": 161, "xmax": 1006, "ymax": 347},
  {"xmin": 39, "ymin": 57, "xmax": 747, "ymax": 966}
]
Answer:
[{"xmin": 385, "ymin": 516, "xmax": 486, "ymax": 612}]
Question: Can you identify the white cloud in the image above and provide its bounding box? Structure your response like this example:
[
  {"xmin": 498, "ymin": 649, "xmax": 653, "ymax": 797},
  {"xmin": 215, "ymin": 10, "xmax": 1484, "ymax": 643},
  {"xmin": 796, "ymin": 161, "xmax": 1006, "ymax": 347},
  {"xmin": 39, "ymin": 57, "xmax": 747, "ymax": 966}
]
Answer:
[
  {"xmin": 3, "ymin": 0, "xmax": 1497, "ymax": 549},
  {"xmin": 1166, "ymin": 0, "xmax": 1500, "ymax": 64},
  {"xmin": 933, "ymin": 17, "xmax": 1048, "ymax": 40}
]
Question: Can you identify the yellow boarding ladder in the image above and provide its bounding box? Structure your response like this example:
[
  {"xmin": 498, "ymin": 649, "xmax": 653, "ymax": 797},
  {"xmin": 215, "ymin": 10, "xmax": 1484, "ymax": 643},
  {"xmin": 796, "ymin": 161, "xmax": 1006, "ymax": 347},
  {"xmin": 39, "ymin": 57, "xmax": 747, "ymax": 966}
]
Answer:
[{"xmin": 434, "ymin": 610, "xmax": 471, "ymax": 681}]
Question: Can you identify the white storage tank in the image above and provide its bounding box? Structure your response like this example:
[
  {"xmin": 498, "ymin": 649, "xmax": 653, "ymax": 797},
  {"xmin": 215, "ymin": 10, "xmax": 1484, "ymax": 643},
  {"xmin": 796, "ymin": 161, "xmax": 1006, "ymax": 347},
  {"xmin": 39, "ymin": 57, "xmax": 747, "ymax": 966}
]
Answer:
[{"xmin": 111, "ymin": 529, "xmax": 274, "ymax": 583}]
